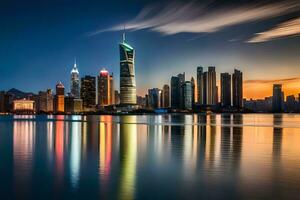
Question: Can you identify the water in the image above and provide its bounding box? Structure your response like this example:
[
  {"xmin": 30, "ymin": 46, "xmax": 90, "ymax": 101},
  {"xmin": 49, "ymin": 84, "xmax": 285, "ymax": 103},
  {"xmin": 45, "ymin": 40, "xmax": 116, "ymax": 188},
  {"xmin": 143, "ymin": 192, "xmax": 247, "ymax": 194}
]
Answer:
[{"xmin": 0, "ymin": 114, "xmax": 300, "ymax": 199}]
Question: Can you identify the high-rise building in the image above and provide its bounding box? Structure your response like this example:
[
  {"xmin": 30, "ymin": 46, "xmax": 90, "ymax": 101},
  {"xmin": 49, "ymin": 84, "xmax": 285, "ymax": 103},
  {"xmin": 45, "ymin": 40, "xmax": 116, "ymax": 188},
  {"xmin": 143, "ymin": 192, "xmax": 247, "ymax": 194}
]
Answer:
[
  {"xmin": 207, "ymin": 66, "xmax": 217, "ymax": 105},
  {"xmin": 38, "ymin": 89, "xmax": 53, "ymax": 113},
  {"xmin": 171, "ymin": 76, "xmax": 180, "ymax": 109},
  {"xmin": 65, "ymin": 96, "xmax": 82, "ymax": 113},
  {"xmin": 272, "ymin": 84, "xmax": 284, "ymax": 113},
  {"xmin": 162, "ymin": 84, "xmax": 170, "ymax": 108},
  {"xmin": 54, "ymin": 82, "xmax": 65, "ymax": 113},
  {"xmin": 119, "ymin": 33, "xmax": 136, "ymax": 105},
  {"xmin": 178, "ymin": 73, "xmax": 185, "ymax": 109},
  {"xmin": 203, "ymin": 72, "xmax": 207, "ymax": 105},
  {"xmin": 182, "ymin": 81, "xmax": 193, "ymax": 110},
  {"xmin": 81, "ymin": 76, "xmax": 96, "ymax": 110},
  {"xmin": 221, "ymin": 73, "xmax": 231, "ymax": 107},
  {"xmin": 148, "ymin": 88, "xmax": 162, "ymax": 109},
  {"xmin": 70, "ymin": 60, "xmax": 80, "ymax": 98},
  {"xmin": 197, "ymin": 66, "xmax": 204, "ymax": 104},
  {"xmin": 232, "ymin": 69, "xmax": 243, "ymax": 109},
  {"xmin": 109, "ymin": 74, "xmax": 115, "ymax": 105},
  {"xmin": 114, "ymin": 90, "xmax": 120, "ymax": 105},
  {"xmin": 191, "ymin": 77, "xmax": 195, "ymax": 106},
  {"xmin": 98, "ymin": 69, "xmax": 111, "ymax": 106}
]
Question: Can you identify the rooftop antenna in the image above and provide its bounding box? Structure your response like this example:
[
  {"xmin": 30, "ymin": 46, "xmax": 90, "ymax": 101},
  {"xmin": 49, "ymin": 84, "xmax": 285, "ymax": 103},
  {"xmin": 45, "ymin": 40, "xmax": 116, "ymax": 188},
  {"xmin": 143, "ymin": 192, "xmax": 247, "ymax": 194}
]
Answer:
[
  {"xmin": 74, "ymin": 58, "xmax": 77, "ymax": 68},
  {"xmin": 122, "ymin": 25, "xmax": 126, "ymax": 43}
]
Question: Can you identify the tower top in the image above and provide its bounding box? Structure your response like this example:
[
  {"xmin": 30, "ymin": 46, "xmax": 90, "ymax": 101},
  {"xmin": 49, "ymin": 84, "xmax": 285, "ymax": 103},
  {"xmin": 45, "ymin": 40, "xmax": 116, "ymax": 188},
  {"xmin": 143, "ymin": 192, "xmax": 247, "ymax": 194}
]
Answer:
[{"xmin": 122, "ymin": 25, "xmax": 126, "ymax": 43}]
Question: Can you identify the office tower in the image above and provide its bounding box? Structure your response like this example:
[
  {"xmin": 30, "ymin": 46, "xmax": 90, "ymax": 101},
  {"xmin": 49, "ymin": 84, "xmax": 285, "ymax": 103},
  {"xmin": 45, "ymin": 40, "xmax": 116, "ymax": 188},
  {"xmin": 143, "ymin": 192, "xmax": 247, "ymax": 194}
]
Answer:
[
  {"xmin": 109, "ymin": 74, "xmax": 115, "ymax": 105},
  {"xmin": 286, "ymin": 95, "xmax": 296, "ymax": 112},
  {"xmin": 178, "ymin": 73, "xmax": 185, "ymax": 108},
  {"xmin": 119, "ymin": 32, "xmax": 136, "ymax": 105},
  {"xmin": 148, "ymin": 88, "xmax": 162, "ymax": 109},
  {"xmin": 70, "ymin": 60, "xmax": 80, "ymax": 98},
  {"xmin": 232, "ymin": 69, "xmax": 243, "ymax": 109},
  {"xmin": 98, "ymin": 68, "xmax": 110, "ymax": 106},
  {"xmin": 182, "ymin": 81, "xmax": 192, "ymax": 110},
  {"xmin": 191, "ymin": 77, "xmax": 195, "ymax": 106},
  {"xmin": 171, "ymin": 76, "xmax": 180, "ymax": 109},
  {"xmin": 81, "ymin": 75, "xmax": 96, "ymax": 110},
  {"xmin": 54, "ymin": 82, "xmax": 65, "ymax": 113},
  {"xmin": 272, "ymin": 84, "xmax": 284, "ymax": 113},
  {"xmin": 162, "ymin": 84, "xmax": 170, "ymax": 108},
  {"xmin": 207, "ymin": 66, "xmax": 217, "ymax": 105},
  {"xmin": 197, "ymin": 66, "xmax": 204, "ymax": 104},
  {"xmin": 38, "ymin": 89, "xmax": 53, "ymax": 113},
  {"xmin": 221, "ymin": 73, "xmax": 231, "ymax": 107},
  {"xmin": 65, "ymin": 96, "xmax": 83, "ymax": 113},
  {"xmin": 203, "ymin": 72, "xmax": 207, "ymax": 105}
]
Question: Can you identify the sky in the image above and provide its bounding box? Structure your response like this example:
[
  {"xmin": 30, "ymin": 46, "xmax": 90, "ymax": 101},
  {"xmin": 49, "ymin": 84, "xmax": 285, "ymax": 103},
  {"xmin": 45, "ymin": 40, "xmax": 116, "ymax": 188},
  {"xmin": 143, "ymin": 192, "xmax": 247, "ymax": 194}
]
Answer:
[{"xmin": 0, "ymin": 0, "xmax": 299, "ymax": 99}]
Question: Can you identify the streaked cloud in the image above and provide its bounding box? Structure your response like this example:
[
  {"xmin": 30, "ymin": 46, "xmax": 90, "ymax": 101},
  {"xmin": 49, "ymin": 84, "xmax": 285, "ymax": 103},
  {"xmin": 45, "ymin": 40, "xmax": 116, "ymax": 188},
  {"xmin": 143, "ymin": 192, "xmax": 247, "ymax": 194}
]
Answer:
[
  {"xmin": 245, "ymin": 77, "xmax": 300, "ymax": 84},
  {"xmin": 247, "ymin": 17, "xmax": 300, "ymax": 43},
  {"xmin": 89, "ymin": 1, "xmax": 300, "ymax": 36}
]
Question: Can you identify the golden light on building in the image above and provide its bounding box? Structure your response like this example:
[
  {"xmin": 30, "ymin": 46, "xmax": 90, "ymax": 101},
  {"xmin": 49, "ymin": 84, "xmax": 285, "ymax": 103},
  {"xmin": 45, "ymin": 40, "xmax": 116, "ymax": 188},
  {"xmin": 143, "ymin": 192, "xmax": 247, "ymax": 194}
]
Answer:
[{"xmin": 13, "ymin": 99, "xmax": 34, "ymax": 112}]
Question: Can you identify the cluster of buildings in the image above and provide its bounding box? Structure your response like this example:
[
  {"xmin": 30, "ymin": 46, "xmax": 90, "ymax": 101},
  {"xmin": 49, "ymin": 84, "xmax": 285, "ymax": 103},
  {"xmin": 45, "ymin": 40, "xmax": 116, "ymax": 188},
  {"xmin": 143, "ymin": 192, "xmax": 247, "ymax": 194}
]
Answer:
[
  {"xmin": 145, "ymin": 67, "xmax": 243, "ymax": 112},
  {"xmin": 1, "ymin": 32, "xmax": 300, "ymax": 114}
]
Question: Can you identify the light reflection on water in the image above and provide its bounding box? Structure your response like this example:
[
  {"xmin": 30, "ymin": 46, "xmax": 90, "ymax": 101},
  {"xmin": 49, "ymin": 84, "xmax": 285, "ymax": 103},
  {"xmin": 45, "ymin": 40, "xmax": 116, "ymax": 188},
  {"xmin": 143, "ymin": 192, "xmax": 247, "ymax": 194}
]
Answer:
[{"xmin": 0, "ymin": 114, "xmax": 300, "ymax": 199}]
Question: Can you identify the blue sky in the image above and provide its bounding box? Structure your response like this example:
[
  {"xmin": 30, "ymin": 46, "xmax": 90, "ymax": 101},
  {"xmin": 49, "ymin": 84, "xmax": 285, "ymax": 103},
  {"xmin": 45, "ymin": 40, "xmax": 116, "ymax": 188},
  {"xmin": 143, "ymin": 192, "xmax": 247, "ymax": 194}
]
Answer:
[{"xmin": 0, "ymin": 0, "xmax": 299, "ymax": 98}]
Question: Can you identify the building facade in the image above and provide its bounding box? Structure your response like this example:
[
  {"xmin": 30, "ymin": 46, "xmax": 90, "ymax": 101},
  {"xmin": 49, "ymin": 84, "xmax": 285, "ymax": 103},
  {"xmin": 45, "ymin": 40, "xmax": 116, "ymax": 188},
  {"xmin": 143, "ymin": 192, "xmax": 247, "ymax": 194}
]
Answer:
[
  {"xmin": 81, "ymin": 76, "xmax": 96, "ymax": 111},
  {"xmin": 272, "ymin": 84, "xmax": 284, "ymax": 112},
  {"xmin": 182, "ymin": 81, "xmax": 193, "ymax": 110},
  {"xmin": 119, "ymin": 33, "xmax": 136, "ymax": 105},
  {"xmin": 70, "ymin": 60, "xmax": 80, "ymax": 98},
  {"xmin": 232, "ymin": 69, "xmax": 243, "ymax": 109},
  {"xmin": 38, "ymin": 89, "xmax": 53, "ymax": 113},
  {"xmin": 221, "ymin": 73, "xmax": 231, "ymax": 107},
  {"xmin": 207, "ymin": 66, "xmax": 217, "ymax": 105},
  {"xmin": 55, "ymin": 82, "xmax": 65, "ymax": 113},
  {"xmin": 162, "ymin": 84, "xmax": 170, "ymax": 108}
]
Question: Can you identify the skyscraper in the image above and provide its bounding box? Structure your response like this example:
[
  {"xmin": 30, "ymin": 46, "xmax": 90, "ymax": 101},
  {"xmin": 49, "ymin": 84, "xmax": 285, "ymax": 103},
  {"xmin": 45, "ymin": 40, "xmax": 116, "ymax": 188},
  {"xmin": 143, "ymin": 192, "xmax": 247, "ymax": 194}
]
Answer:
[
  {"xmin": 197, "ymin": 66, "xmax": 204, "ymax": 104},
  {"xmin": 191, "ymin": 77, "xmax": 195, "ymax": 106},
  {"xmin": 203, "ymin": 72, "xmax": 207, "ymax": 105},
  {"xmin": 38, "ymin": 89, "xmax": 53, "ymax": 113},
  {"xmin": 162, "ymin": 84, "xmax": 170, "ymax": 108},
  {"xmin": 98, "ymin": 68, "xmax": 111, "ymax": 106},
  {"xmin": 178, "ymin": 73, "xmax": 185, "ymax": 109},
  {"xmin": 171, "ymin": 76, "xmax": 180, "ymax": 109},
  {"xmin": 207, "ymin": 66, "xmax": 217, "ymax": 105},
  {"xmin": 148, "ymin": 88, "xmax": 162, "ymax": 109},
  {"xmin": 55, "ymin": 82, "xmax": 65, "ymax": 113},
  {"xmin": 232, "ymin": 69, "xmax": 243, "ymax": 109},
  {"xmin": 70, "ymin": 60, "xmax": 80, "ymax": 98},
  {"xmin": 182, "ymin": 81, "xmax": 192, "ymax": 110},
  {"xmin": 81, "ymin": 75, "xmax": 96, "ymax": 110},
  {"xmin": 272, "ymin": 84, "xmax": 284, "ymax": 113},
  {"xmin": 119, "ymin": 32, "xmax": 136, "ymax": 105},
  {"xmin": 221, "ymin": 73, "xmax": 231, "ymax": 107}
]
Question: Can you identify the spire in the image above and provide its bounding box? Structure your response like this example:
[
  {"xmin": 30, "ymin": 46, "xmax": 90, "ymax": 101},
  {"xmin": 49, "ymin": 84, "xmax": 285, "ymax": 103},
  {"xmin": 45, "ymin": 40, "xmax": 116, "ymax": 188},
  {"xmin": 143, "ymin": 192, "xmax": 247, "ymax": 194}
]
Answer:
[
  {"xmin": 122, "ymin": 25, "xmax": 126, "ymax": 43},
  {"xmin": 74, "ymin": 58, "xmax": 77, "ymax": 69}
]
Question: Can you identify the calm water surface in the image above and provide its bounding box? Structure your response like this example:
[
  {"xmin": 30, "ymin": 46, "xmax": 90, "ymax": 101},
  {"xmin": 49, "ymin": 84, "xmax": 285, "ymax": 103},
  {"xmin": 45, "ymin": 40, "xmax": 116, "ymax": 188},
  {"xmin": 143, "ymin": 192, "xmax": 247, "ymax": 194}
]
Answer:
[{"xmin": 0, "ymin": 114, "xmax": 300, "ymax": 199}]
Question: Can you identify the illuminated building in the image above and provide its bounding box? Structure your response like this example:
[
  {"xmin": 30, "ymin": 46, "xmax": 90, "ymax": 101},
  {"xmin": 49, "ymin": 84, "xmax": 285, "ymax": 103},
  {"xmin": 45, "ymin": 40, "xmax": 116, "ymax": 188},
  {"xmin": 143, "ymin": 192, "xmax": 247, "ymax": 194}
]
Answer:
[
  {"xmin": 182, "ymin": 81, "xmax": 193, "ymax": 110},
  {"xmin": 162, "ymin": 84, "xmax": 170, "ymax": 108},
  {"xmin": 38, "ymin": 89, "xmax": 53, "ymax": 113},
  {"xmin": 191, "ymin": 77, "xmax": 195, "ymax": 106},
  {"xmin": 12, "ymin": 99, "xmax": 35, "ymax": 113},
  {"xmin": 81, "ymin": 75, "xmax": 96, "ymax": 111},
  {"xmin": 272, "ymin": 84, "xmax": 284, "ymax": 113},
  {"xmin": 54, "ymin": 82, "xmax": 65, "ymax": 113},
  {"xmin": 98, "ymin": 68, "xmax": 114, "ymax": 106},
  {"xmin": 148, "ymin": 88, "xmax": 162, "ymax": 109},
  {"xmin": 119, "ymin": 32, "xmax": 136, "ymax": 105},
  {"xmin": 221, "ymin": 73, "xmax": 231, "ymax": 107},
  {"xmin": 207, "ymin": 66, "xmax": 217, "ymax": 105},
  {"xmin": 171, "ymin": 73, "xmax": 185, "ymax": 109},
  {"xmin": 70, "ymin": 60, "xmax": 80, "ymax": 98},
  {"xmin": 65, "ymin": 96, "xmax": 83, "ymax": 113},
  {"xmin": 232, "ymin": 69, "xmax": 243, "ymax": 109}
]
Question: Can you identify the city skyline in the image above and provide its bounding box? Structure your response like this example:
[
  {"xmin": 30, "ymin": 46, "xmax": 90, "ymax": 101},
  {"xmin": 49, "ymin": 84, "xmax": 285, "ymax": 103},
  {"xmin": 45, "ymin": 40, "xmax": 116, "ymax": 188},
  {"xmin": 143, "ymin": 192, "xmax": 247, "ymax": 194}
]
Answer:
[{"xmin": 0, "ymin": 0, "xmax": 299, "ymax": 99}]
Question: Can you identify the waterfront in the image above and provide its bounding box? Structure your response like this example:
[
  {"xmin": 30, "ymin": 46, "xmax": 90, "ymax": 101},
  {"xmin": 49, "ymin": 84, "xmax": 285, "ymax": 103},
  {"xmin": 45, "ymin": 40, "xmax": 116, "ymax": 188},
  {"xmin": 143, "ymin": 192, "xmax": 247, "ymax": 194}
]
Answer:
[{"xmin": 0, "ymin": 114, "xmax": 300, "ymax": 199}]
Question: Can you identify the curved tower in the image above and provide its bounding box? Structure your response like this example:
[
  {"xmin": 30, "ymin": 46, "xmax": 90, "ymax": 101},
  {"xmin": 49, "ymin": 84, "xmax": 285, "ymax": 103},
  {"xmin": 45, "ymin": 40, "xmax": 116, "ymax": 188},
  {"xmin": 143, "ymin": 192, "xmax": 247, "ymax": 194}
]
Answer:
[
  {"xmin": 119, "ymin": 33, "xmax": 136, "ymax": 105},
  {"xmin": 70, "ymin": 60, "xmax": 80, "ymax": 98}
]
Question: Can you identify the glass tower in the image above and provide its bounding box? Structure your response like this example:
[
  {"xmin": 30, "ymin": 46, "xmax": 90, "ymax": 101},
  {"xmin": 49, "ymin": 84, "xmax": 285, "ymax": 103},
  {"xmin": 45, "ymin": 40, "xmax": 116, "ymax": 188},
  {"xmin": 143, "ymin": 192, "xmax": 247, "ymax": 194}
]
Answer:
[
  {"xmin": 119, "ymin": 33, "xmax": 137, "ymax": 105},
  {"xmin": 70, "ymin": 60, "xmax": 80, "ymax": 98}
]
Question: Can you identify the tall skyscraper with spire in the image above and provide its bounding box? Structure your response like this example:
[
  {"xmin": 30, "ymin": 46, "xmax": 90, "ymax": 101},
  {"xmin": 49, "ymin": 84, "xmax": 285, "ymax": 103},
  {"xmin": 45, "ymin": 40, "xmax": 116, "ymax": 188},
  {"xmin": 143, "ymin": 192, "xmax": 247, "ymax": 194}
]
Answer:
[
  {"xmin": 70, "ymin": 60, "xmax": 80, "ymax": 98},
  {"xmin": 119, "ymin": 31, "xmax": 137, "ymax": 105}
]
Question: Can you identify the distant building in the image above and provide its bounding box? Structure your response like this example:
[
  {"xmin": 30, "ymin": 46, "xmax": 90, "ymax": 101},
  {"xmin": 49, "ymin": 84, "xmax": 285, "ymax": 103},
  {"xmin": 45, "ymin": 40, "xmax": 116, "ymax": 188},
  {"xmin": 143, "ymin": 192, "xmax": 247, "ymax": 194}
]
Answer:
[
  {"xmin": 54, "ymin": 82, "xmax": 65, "ymax": 113},
  {"xmin": 272, "ymin": 84, "xmax": 284, "ymax": 113},
  {"xmin": 197, "ymin": 66, "xmax": 204, "ymax": 104},
  {"xmin": 148, "ymin": 88, "xmax": 162, "ymax": 109},
  {"xmin": 98, "ymin": 69, "xmax": 114, "ymax": 106},
  {"xmin": 0, "ymin": 91, "xmax": 11, "ymax": 113},
  {"xmin": 178, "ymin": 73, "xmax": 185, "ymax": 109},
  {"xmin": 13, "ymin": 99, "xmax": 34, "ymax": 113},
  {"xmin": 114, "ymin": 90, "xmax": 120, "ymax": 105},
  {"xmin": 70, "ymin": 60, "xmax": 80, "ymax": 98},
  {"xmin": 81, "ymin": 75, "xmax": 96, "ymax": 111},
  {"xmin": 119, "ymin": 32, "xmax": 136, "ymax": 105},
  {"xmin": 286, "ymin": 95, "xmax": 296, "ymax": 112},
  {"xmin": 232, "ymin": 69, "xmax": 243, "ymax": 109},
  {"xmin": 207, "ymin": 66, "xmax": 217, "ymax": 105},
  {"xmin": 221, "ymin": 73, "xmax": 231, "ymax": 107},
  {"xmin": 38, "ymin": 89, "xmax": 53, "ymax": 113},
  {"xmin": 137, "ymin": 96, "xmax": 146, "ymax": 108},
  {"xmin": 171, "ymin": 76, "xmax": 180, "ymax": 109},
  {"xmin": 162, "ymin": 84, "xmax": 170, "ymax": 108},
  {"xmin": 182, "ymin": 81, "xmax": 192, "ymax": 110},
  {"xmin": 191, "ymin": 77, "xmax": 195, "ymax": 107}
]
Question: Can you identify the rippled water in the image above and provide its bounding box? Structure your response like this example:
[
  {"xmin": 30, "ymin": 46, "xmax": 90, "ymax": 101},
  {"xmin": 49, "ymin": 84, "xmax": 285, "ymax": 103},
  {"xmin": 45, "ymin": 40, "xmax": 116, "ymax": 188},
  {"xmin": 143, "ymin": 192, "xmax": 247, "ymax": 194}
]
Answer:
[{"xmin": 0, "ymin": 114, "xmax": 300, "ymax": 199}]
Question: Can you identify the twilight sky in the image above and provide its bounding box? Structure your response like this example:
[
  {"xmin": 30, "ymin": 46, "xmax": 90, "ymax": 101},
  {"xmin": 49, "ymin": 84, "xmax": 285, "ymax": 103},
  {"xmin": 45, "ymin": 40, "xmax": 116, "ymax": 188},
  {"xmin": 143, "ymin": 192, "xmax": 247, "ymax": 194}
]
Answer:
[{"xmin": 0, "ymin": 0, "xmax": 299, "ymax": 99}]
